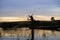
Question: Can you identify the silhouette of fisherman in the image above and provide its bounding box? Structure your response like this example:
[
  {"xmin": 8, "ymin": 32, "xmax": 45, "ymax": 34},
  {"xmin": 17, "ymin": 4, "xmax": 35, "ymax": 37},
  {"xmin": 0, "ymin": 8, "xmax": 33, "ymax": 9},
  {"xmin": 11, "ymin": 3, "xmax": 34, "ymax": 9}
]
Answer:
[
  {"xmin": 51, "ymin": 17, "xmax": 56, "ymax": 34},
  {"xmin": 28, "ymin": 15, "xmax": 34, "ymax": 21},
  {"xmin": 28, "ymin": 15, "xmax": 35, "ymax": 40},
  {"xmin": 51, "ymin": 17, "xmax": 56, "ymax": 31},
  {"xmin": 28, "ymin": 15, "xmax": 35, "ymax": 29}
]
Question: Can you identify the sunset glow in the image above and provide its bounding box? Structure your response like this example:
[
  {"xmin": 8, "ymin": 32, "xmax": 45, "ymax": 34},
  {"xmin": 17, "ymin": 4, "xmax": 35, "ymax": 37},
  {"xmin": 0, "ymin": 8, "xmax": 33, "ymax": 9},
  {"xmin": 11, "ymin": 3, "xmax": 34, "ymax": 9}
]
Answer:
[{"xmin": 0, "ymin": 15, "xmax": 60, "ymax": 22}]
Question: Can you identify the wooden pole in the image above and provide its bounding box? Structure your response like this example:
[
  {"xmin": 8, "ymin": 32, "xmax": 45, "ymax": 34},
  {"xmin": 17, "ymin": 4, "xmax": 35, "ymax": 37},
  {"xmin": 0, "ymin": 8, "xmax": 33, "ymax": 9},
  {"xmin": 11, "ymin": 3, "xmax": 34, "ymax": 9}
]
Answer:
[{"xmin": 31, "ymin": 29, "xmax": 34, "ymax": 40}]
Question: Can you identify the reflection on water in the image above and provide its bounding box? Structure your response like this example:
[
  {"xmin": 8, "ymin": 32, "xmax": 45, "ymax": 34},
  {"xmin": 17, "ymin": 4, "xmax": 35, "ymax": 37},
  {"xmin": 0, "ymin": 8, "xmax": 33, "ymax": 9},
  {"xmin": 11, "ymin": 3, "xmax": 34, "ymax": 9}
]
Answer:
[
  {"xmin": 0, "ymin": 28, "xmax": 60, "ymax": 40},
  {"xmin": 0, "ymin": 36, "xmax": 60, "ymax": 40}
]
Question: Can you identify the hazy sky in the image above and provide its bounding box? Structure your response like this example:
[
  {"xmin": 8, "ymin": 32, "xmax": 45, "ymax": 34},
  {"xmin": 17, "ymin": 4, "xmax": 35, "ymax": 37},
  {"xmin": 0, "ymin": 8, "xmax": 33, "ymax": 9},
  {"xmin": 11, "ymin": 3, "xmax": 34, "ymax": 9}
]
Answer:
[{"xmin": 0, "ymin": 0, "xmax": 60, "ymax": 16}]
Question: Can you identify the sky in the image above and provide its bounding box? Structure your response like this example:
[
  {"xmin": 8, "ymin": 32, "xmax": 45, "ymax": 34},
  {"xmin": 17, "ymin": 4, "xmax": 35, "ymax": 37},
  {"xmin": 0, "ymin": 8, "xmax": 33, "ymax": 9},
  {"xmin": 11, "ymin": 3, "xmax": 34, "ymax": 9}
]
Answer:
[{"xmin": 0, "ymin": 0, "xmax": 60, "ymax": 16}]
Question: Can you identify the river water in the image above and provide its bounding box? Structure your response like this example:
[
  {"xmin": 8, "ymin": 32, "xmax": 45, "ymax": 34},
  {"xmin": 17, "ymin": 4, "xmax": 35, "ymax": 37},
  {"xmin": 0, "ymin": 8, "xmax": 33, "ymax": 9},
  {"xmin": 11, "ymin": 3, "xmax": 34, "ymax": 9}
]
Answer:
[{"xmin": 0, "ymin": 28, "xmax": 60, "ymax": 40}]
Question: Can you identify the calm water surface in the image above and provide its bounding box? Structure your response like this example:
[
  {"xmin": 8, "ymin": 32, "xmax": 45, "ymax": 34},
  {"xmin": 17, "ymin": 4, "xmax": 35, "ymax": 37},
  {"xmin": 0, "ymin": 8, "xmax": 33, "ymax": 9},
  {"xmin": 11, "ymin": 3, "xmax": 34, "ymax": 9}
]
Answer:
[{"xmin": 0, "ymin": 28, "xmax": 60, "ymax": 40}]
